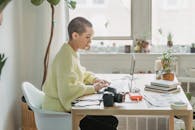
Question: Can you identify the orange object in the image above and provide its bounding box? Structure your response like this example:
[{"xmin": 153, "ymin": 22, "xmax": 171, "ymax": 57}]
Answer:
[
  {"xmin": 129, "ymin": 93, "xmax": 143, "ymax": 101},
  {"xmin": 162, "ymin": 72, "xmax": 174, "ymax": 81}
]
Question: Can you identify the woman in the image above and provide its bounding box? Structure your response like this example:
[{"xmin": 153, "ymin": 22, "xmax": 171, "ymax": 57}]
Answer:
[{"xmin": 42, "ymin": 17, "xmax": 118, "ymax": 130}]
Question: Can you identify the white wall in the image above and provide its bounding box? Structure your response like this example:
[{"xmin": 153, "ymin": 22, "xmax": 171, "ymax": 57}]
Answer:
[
  {"xmin": 0, "ymin": 1, "xmax": 66, "ymax": 130},
  {"xmin": 0, "ymin": 1, "xmax": 20, "ymax": 130}
]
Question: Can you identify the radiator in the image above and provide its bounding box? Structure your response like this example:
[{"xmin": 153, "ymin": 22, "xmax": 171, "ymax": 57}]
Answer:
[{"xmin": 117, "ymin": 116, "xmax": 169, "ymax": 130}]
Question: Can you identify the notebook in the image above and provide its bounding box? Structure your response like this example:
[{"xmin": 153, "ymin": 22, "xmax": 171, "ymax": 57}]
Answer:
[
  {"xmin": 145, "ymin": 84, "xmax": 177, "ymax": 91},
  {"xmin": 144, "ymin": 87, "xmax": 180, "ymax": 93},
  {"xmin": 151, "ymin": 80, "xmax": 179, "ymax": 88}
]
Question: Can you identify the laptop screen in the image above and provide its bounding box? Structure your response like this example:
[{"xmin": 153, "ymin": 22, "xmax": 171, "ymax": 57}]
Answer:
[{"xmin": 130, "ymin": 54, "xmax": 135, "ymax": 76}]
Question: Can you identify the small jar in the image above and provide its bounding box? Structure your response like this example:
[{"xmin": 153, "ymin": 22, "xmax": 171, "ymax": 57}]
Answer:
[
  {"xmin": 156, "ymin": 70, "xmax": 162, "ymax": 80},
  {"xmin": 124, "ymin": 45, "xmax": 131, "ymax": 53}
]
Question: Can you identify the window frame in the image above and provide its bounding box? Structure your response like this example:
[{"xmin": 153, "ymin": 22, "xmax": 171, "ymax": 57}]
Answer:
[
  {"xmin": 67, "ymin": 0, "xmax": 134, "ymax": 41},
  {"xmin": 65, "ymin": 0, "xmax": 152, "ymax": 46}
]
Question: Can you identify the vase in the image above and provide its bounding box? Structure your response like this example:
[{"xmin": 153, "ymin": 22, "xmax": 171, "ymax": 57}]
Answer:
[{"xmin": 124, "ymin": 45, "xmax": 131, "ymax": 53}]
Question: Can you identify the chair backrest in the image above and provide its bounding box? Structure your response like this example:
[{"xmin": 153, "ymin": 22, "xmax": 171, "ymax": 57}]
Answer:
[
  {"xmin": 22, "ymin": 82, "xmax": 44, "ymax": 111},
  {"xmin": 22, "ymin": 82, "xmax": 72, "ymax": 130}
]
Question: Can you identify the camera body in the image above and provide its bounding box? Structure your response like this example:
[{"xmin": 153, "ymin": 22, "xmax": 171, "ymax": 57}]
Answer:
[{"xmin": 103, "ymin": 87, "xmax": 125, "ymax": 107}]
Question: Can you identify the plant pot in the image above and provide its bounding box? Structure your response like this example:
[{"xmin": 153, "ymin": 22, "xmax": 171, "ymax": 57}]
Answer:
[
  {"xmin": 162, "ymin": 72, "xmax": 174, "ymax": 81},
  {"xmin": 167, "ymin": 41, "xmax": 173, "ymax": 47}
]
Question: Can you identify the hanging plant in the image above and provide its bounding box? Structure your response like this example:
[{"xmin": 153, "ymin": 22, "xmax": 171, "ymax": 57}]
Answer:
[
  {"xmin": 0, "ymin": 53, "xmax": 7, "ymax": 79},
  {"xmin": 30, "ymin": 0, "xmax": 76, "ymax": 88}
]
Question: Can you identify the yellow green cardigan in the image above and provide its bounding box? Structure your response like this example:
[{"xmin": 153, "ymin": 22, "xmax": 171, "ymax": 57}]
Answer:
[{"xmin": 42, "ymin": 43, "xmax": 96, "ymax": 112}]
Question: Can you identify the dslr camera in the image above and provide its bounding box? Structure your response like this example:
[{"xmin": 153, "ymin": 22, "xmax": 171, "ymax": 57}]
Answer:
[{"xmin": 103, "ymin": 87, "xmax": 125, "ymax": 107}]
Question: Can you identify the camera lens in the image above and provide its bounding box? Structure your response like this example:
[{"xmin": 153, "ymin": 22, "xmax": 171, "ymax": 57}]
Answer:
[
  {"xmin": 103, "ymin": 91, "xmax": 114, "ymax": 107},
  {"xmin": 114, "ymin": 93, "xmax": 125, "ymax": 103}
]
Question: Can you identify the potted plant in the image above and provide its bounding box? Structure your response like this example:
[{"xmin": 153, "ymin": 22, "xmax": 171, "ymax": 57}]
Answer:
[
  {"xmin": 0, "ymin": 53, "xmax": 7, "ymax": 79},
  {"xmin": 30, "ymin": 0, "xmax": 76, "ymax": 86},
  {"xmin": 134, "ymin": 39, "xmax": 150, "ymax": 53},
  {"xmin": 161, "ymin": 50, "xmax": 175, "ymax": 81},
  {"xmin": 190, "ymin": 43, "xmax": 195, "ymax": 53}
]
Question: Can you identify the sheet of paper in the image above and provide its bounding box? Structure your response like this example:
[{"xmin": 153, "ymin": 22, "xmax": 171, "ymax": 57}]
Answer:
[
  {"xmin": 73, "ymin": 100, "xmax": 101, "ymax": 107},
  {"xmin": 144, "ymin": 93, "xmax": 185, "ymax": 107},
  {"xmin": 77, "ymin": 94, "xmax": 103, "ymax": 101}
]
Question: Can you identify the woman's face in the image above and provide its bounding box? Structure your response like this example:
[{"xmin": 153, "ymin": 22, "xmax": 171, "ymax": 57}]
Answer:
[{"xmin": 75, "ymin": 27, "xmax": 94, "ymax": 50}]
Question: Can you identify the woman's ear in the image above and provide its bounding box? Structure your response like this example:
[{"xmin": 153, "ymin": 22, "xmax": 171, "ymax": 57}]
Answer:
[{"xmin": 72, "ymin": 32, "xmax": 79, "ymax": 39}]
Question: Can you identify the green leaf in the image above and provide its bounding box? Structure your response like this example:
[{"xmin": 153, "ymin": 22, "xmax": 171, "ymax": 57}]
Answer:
[
  {"xmin": 185, "ymin": 93, "xmax": 192, "ymax": 101},
  {"xmin": 0, "ymin": 0, "xmax": 11, "ymax": 13},
  {"xmin": 167, "ymin": 33, "xmax": 173, "ymax": 41},
  {"xmin": 0, "ymin": 0, "xmax": 4, "ymax": 5},
  {"xmin": 47, "ymin": 0, "xmax": 60, "ymax": 5},
  {"xmin": 69, "ymin": 1, "xmax": 76, "ymax": 9},
  {"xmin": 31, "ymin": 0, "xmax": 44, "ymax": 6},
  {"xmin": 66, "ymin": 0, "xmax": 76, "ymax": 9}
]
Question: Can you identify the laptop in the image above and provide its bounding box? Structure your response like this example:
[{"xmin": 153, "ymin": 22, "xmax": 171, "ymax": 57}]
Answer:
[
  {"xmin": 123, "ymin": 54, "xmax": 135, "ymax": 80},
  {"xmin": 104, "ymin": 54, "xmax": 138, "ymax": 93},
  {"xmin": 129, "ymin": 54, "xmax": 140, "ymax": 92},
  {"xmin": 130, "ymin": 54, "xmax": 136, "ymax": 78}
]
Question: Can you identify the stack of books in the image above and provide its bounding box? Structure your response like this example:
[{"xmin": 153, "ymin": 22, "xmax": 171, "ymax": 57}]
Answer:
[{"xmin": 145, "ymin": 80, "xmax": 180, "ymax": 93}]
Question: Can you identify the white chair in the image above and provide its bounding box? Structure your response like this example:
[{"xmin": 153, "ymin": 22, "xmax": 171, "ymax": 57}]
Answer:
[{"xmin": 22, "ymin": 82, "xmax": 72, "ymax": 130}]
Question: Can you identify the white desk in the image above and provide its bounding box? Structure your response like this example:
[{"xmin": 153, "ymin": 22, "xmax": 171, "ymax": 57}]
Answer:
[{"xmin": 71, "ymin": 74, "xmax": 193, "ymax": 130}]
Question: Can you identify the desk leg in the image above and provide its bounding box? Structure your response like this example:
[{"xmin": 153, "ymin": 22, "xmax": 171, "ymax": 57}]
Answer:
[
  {"xmin": 72, "ymin": 111, "xmax": 84, "ymax": 130},
  {"xmin": 169, "ymin": 114, "xmax": 174, "ymax": 130},
  {"xmin": 187, "ymin": 82, "xmax": 190, "ymax": 93},
  {"xmin": 72, "ymin": 111, "xmax": 77, "ymax": 130},
  {"xmin": 183, "ymin": 111, "xmax": 193, "ymax": 130}
]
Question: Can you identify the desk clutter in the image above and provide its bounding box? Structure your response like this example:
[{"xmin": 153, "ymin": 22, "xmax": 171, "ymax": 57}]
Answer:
[
  {"xmin": 72, "ymin": 87, "xmax": 143, "ymax": 107},
  {"xmin": 144, "ymin": 79, "xmax": 180, "ymax": 93},
  {"xmin": 102, "ymin": 87, "xmax": 125, "ymax": 107}
]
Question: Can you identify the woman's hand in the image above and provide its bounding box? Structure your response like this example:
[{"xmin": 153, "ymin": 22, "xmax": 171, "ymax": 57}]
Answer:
[
  {"xmin": 93, "ymin": 78, "xmax": 110, "ymax": 92},
  {"xmin": 93, "ymin": 78, "xmax": 110, "ymax": 85}
]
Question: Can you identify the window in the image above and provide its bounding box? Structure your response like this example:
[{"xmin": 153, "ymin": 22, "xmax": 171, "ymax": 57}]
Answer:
[
  {"xmin": 69, "ymin": 0, "xmax": 131, "ymax": 39},
  {"xmin": 67, "ymin": 0, "xmax": 195, "ymax": 53},
  {"xmin": 152, "ymin": 0, "xmax": 195, "ymax": 46}
]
